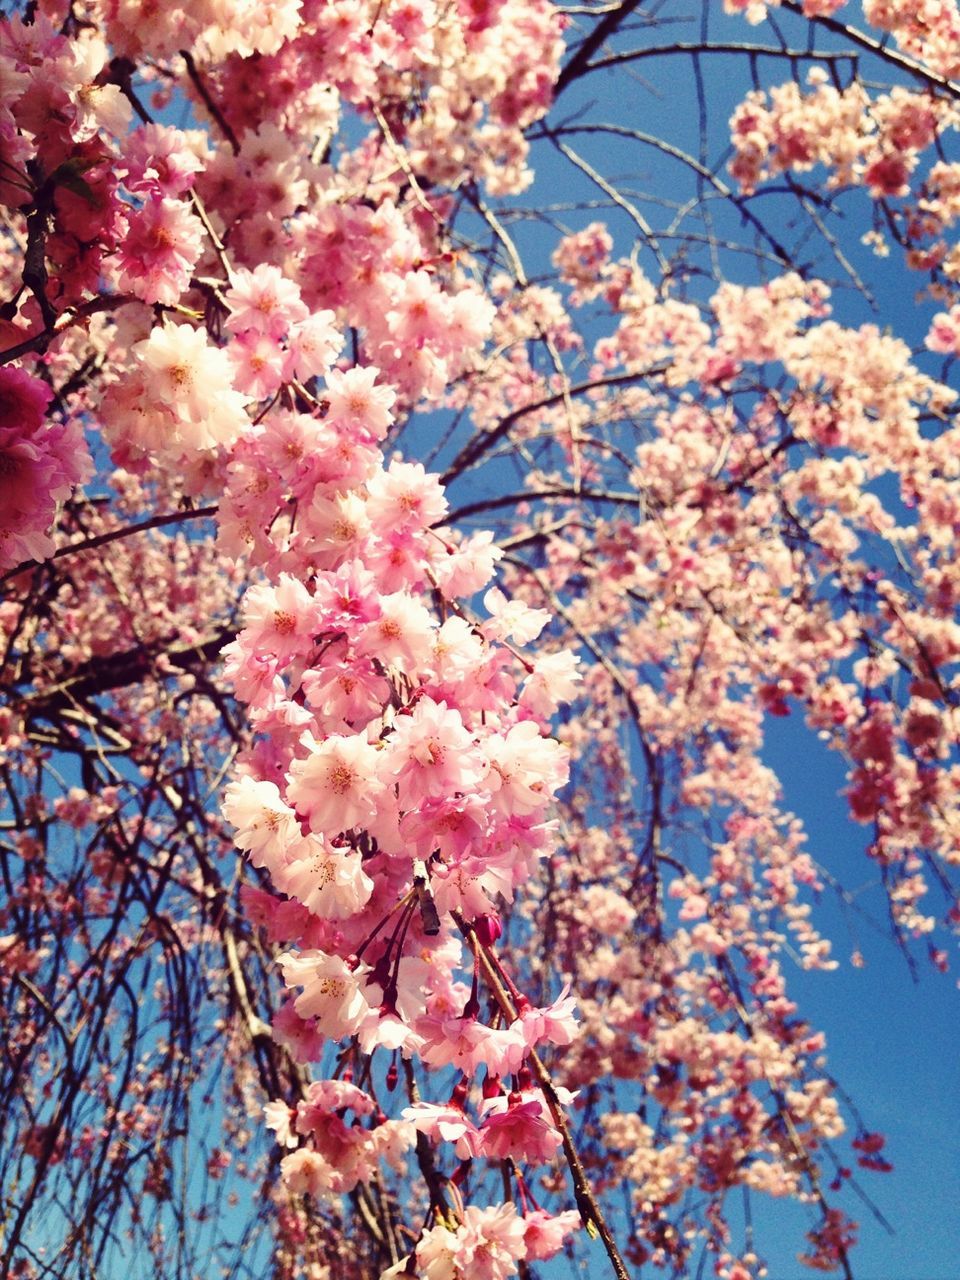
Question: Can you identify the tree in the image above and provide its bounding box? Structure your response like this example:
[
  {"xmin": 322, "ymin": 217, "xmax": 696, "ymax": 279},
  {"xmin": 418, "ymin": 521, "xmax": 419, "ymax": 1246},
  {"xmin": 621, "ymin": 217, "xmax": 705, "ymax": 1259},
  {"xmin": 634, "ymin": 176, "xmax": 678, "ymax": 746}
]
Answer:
[{"xmin": 1, "ymin": 1, "xmax": 957, "ymax": 1278}]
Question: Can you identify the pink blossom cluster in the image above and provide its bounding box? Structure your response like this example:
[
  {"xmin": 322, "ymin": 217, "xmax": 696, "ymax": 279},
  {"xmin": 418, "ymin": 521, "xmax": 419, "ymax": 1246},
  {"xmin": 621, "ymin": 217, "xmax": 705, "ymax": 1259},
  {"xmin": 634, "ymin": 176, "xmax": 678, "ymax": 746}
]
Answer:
[
  {"xmin": 382, "ymin": 1200, "xmax": 579, "ymax": 1280},
  {"xmin": 220, "ymin": 347, "xmax": 580, "ymax": 1041},
  {"xmin": 265, "ymin": 1078, "xmax": 413, "ymax": 1197},
  {"xmin": 215, "ymin": 298, "xmax": 585, "ymax": 1251},
  {"xmin": 0, "ymin": 18, "xmax": 215, "ymax": 315},
  {"xmin": 0, "ymin": 365, "xmax": 91, "ymax": 571},
  {"xmin": 729, "ymin": 72, "xmax": 956, "ymax": 199},
  {"xmin": 724, "ymin": 0, "xmax": 845, "ymax": 23},
  {"xmin": 863, "ymin": 0, "xmax": 960, "ymax": 80},
  {"xmin": 194, "ymin": 0, "xmax": 563, "ymax": 196}
]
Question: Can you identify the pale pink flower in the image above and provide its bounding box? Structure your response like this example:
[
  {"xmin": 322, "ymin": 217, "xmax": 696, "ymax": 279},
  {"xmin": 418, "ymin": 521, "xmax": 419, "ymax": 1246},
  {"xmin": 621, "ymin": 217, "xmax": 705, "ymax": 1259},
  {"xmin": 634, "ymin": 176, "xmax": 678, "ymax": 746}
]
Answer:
[
  {"xmin": 454, "ymin": 1202, "xmax": 528, "ymax": 1280},
  {"xmin": 303, "ymin": 490, "xmax": 372, "ymax": 563},
  {"xmin": 429, "ymin": 855, "xmax": 513, "ymax": 922},
  {"xmin": 366, "ymin": 459, "xmax": 448, "ymax": 533},
  {"xmin": 222, "ymin": 775, "xmax": 300, "ymax": 869},
  {"xmin": 381, "ymin": 697, "xmax": 486, "ymax": 809},
  {"xmin": 371, "ymin": 1117, "xmax": 416, "ymax": 1172},
  {"xmin": 289, "ymin": 1103, "xmax": 381, "ymax": 1195},
  {"xmin": 285, "ymin": 309, "xmax": 343, "ymax": 380},
  {"xmin": 482, "ymin": 587, "xmax": 550, "ymax": 645},
  {"xmin": 279, "ymin": 1148, "xmax": 336, "ymax": 1197},
  {"xmin": 484, "ymin": 721, "xmax": 569, "ymax": 815},
  {"xmin": 225, "ymin": 264, "xmax": 308, "ymax": 338},
  {"xmin": 278, "ymin": 948, "xmax": 372, "ymax": 1038},
  {"xmin": 298, "ymin": 1078, "xmax": 376, "ymax": 1122},
  {"xmin": 522, "ymin": 1210, "xmax": 581, "ymax": 1261},
  {"xmin": 134, "ymin": 322, "xmax": 249, "ymax": 450},
  {"xmin": 220, "ymin": 639, "xmax": 285, "ymax": 709},
  {"xmin": 275, "ymin": 841, "xmax": 374, "ymax": 919},
  {"xmin": 403, "ymin": 1101, "xmax": 483, "ymax": 1159},
  {"xmin": 519, "ymin": 650, "xmax": 582, "ymax": 717},
  {"xmin": 356, "ymin": 592, "xmax": 436, "ymax": 673},
  {"xmin": 325, "ymin": 365, "xmax": 396, "ymax": 438},
  {"xmin": 365, "ymin": 530, "xmax": 427, "ymax": 593},
  {"xmin": 286, "ymin": 733, "xmax": 384, "ymax": 835},
  {"xmin": 115, "ymin": 196, "xmax": 204, "ymax": 306},
  {"xmin": 432, "ymin": 529, "xmax": 503, "ymax": 599},
  {"xmin": 61, "ymin": 35, "xmax": 130, "ymax": 135},
  {"xmin": 445, "ymin": 289, "xmax": 496, "ymax": 351},
  {"xmin": 415, "ymin": 1221, "xmax": 460, "ymax": 1280},
  {"xmin": 519, "ymin": 985, "xmax": 580, "ymax": 1050},
  {"xmin": 263, "ymin": 1100, "xmax": 298, "ymax": 1149}
]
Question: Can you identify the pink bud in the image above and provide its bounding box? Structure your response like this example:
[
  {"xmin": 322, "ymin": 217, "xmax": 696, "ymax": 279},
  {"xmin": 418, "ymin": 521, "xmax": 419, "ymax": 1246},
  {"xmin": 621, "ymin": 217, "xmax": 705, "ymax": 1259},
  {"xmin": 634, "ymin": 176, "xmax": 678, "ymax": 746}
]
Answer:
[{"xmin": 474, "ymin": 914, "xmax": 502, "ymax": 947}]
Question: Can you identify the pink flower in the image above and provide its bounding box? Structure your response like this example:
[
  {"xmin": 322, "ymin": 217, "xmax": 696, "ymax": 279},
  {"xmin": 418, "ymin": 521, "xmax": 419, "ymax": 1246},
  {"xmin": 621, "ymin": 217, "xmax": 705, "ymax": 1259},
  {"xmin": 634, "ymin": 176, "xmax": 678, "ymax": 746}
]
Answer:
[
  {"xmin": 403, "ymin": 1101, "xmax": 483, "ymax": 1158},
  {"xmin": 263, "ymin": 1100, "xmax": 298, "ymax": 1149},
  {"xmin": 385, "ymin": 269, "xmax": 450, "ymax": 343},
  {"xmin": 301, "ymin": 657, "xmax": 390, "ymax": 731},
  {"xmin": 419, "ymin": 1013, "xmax": 526, "ymax": 1076},
  {"xmin": 279, "ymin": 1148, "xmax": 337, "ymax": 1197},
  {"xmin": 312, "ymin": 561, "xmax": 383, "ymax": 631},
  {"xmin": 0, "ymin": 373, "xmax": 91, "ymax": 569},
  {"xmin": 240, "ymin": 573, "xmax": 322, "ymax": 663},
  {"xmin": 519, "ymin": 650, "xmax": 582, "ymax": 717},
  {"xmin": 432, "ymin": 530, "xmax": 503, "ymax": 599},
  {"xmin": 222, "ymin": 775, "xmax": 301, "ymax": 869},
  {"xmin": 479, "ymin": 1092, "xmax": 562, "ymax": 1164},
  {"xmin": 0, "ymin": 365, "xmax": 51, "ymax": 434},
  {"xmin": 272, "ymin": 998, "xmax": 324, "ymax": 1062},
  {"xmin": 285, "ymin": 310, "xmax": 342, "ymax": 380},
  {"xmin": 382, "ymin": 697, "xmax": 486, "ymax": 809},
  {"xmin": 275, "ymin": 840, "xmax": 374, "ymax": 919},
  {"xmin": 225, "ymin": 264, "xmax": 308, "ymax": 339},
  {"xmin": 356, "ymin": 591, "xmax": 436, "ymax": 673},
  {"xmin": 482, "ymin": 587, "xmax": 550, "ymax": 645},
  {"xmin": 522, "ymin": 1210, "xmax": 581, "ymax": 1261},
  {"xmin": 133, "ymin": 322, "xmax": 249, "ymax": 451},
  {"xmin": 122, "ymin": 123, "xmax": 205, "ymax": 196},
  {"xmin": 453, "ymin": 1202, "xmax": 528, "ymax": 1280},
  {"xmin": 485, "ymin": 721, "xmax": 569, "ymax": 816},
  {"xmin": 519, "ymin": 985, "xmax": 580, "ymax": 1050},
  {"xmin": 278, "ymin": 948, "xmax": 372, "ymax": 1038},
  {"xmin": 400, "ymin": 793, "xmax": 491, "ymax": 861},
  {"xmin": 115, "ymin": 195, "xmax": 204, "ymax": 305},
  {"xmin": 325, "ymin": 365, "xmax": 396, "ymax": 439},
  {"xmin": 366, "ymin": 459, "xmax": 448, "ymax": 533},
  {"xmin": 429, "ymin": 855, "xmax": 512, "ymax": 922},
  {"xmin": 414, "ymin": 1221, "xmax": 459, "ymax": 1280},
  {"xmin": 228, "ymin": 329, "xmax": 286, "ymax": 399},
  {"xmin": 286, "ymin": 733, "xmax": 384, "ymax": 835}
]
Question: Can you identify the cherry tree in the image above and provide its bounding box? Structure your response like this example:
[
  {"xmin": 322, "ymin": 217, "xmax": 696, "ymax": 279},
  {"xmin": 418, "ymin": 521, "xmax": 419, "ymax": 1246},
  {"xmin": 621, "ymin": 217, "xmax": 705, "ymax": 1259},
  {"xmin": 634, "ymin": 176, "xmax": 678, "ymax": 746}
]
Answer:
[{"xmin": 1, "ymin": 2, "xmax": 958, "ymax": 1279}]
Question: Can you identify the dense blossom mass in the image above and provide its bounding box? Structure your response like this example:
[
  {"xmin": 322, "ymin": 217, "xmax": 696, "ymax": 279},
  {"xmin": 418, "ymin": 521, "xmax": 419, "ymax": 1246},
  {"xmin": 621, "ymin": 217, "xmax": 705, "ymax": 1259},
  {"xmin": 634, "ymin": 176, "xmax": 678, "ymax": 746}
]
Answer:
[{"xmin": 0, "ymin": 2, "xmax": 958, "ymax": 1280}]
